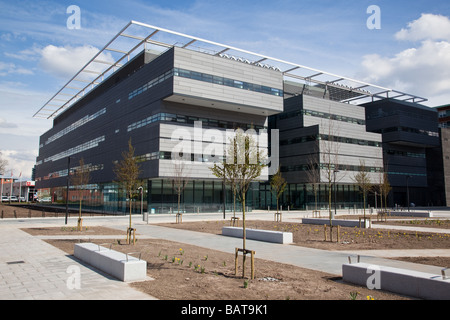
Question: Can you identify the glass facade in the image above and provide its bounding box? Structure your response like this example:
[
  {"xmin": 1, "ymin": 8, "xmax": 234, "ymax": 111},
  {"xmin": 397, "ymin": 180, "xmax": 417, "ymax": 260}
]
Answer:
[
  {"xmin": 37, "ymin": 178, "xmax": 372, "ymax": 214},
  {"xmin": 147, "ymin": 179, "xmax": 258, "ymax": 214},
  {"xmin": 258, "ymin": 182, "xmax": 372, "ymax": 211}
]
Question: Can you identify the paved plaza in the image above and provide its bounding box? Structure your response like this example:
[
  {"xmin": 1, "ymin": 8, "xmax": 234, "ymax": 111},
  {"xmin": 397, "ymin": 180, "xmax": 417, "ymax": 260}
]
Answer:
[{"xmin": 1, "ymin": 209, "xmax": 450, "ymax": 300}]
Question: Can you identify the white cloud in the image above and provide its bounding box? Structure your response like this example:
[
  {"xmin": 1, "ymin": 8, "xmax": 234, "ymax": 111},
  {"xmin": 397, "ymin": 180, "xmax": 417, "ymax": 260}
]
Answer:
[
  {"xmin": 0, "ymin": 61, "xmax": 34, "ymax": 76},
  {"xmin": 359, "ymin": 14, "xmax": 450, "ymax": 106},
  {"xmin": 0, "ymin": 118, "xmax": 17, "ymax": 129},
  {"xmin": 39, "ymin": 44, "xmax": 114, "ymax": 79},
  {"xmin": 395, "ymin": 13, "xmax": 450, "ymax": 42}
]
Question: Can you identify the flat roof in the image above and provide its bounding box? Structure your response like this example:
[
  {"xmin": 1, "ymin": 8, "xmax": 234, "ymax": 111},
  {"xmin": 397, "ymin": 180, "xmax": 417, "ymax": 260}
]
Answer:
[{"xmin": 33, "ymin": 21, "xmax": 428, "ymax": 119}]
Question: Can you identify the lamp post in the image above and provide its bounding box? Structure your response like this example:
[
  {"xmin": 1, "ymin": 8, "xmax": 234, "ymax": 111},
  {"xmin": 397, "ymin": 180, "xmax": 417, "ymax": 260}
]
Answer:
[
  {"xmin": 65, "ymin": 156, "xmax": 71, "ymax": 225},
  {"xmin": 222, "ymin": 175, "xmax": 226, "ymax": 219},
  {"xmin": 406, "ymin": 175, "xmax": 412, "ymax": 212},
  {"xmin": 138, "ymin": 186, "xmax": 143, "ymax": 221}
]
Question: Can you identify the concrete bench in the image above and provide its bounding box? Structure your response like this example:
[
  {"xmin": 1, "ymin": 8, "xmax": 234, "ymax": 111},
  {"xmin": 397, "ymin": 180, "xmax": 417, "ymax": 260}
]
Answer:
[
  {"xmin": 222, "ymin": 227, "xmax": 293, "ymax": 244},
  {"xmin": 74, "ymin": 243, "xmax": 147, "ymax": 282},
  {"xmin": 342, "ymin": 262, "xmax": 450, "ymax": 300},
  {"xmin": 389, "ymin": 211, "xmax": 433, "ymax": 218},
  {"xmin": 302, "ymin": 218, "xmax": 371, "ymax": 228}
]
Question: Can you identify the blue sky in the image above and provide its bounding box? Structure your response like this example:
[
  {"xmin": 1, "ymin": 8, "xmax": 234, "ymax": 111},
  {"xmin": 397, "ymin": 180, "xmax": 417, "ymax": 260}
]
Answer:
[{"xmin": 1, "ymin": 0, "xmax": 450, "ymax": 179}]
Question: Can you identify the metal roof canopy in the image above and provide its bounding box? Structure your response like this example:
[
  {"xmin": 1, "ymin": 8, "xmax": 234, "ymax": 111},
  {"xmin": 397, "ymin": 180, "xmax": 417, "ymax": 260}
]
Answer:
[{"xmin": 33, "ymin": 20, "xmax": 428, "ymax": 119}]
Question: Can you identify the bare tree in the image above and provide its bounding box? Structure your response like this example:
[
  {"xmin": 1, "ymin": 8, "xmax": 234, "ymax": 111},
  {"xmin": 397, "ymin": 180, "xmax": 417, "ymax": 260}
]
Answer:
[
  {"xmin": 71, "ymin": 158, "xmax": 90, "ymax": 231},
  {"xmin": 305, "ymin": 147, "xmax": 320, "ymax": 212},
  {"xmin": 210, "ymin": 129, "xmax": 267, "ymax": 277},
  {"xmin": 380, "ymin": 171, "xmax": 392, "ymax": 212},
  {"xmin": 0, "ymin": 152, "xmax": 7, "ymax": 174},
  {"xmin": 210, "ymin": 158, "xmax": 239, "ymax": 221},
  {"xmin": 352, "ymin": 160, "xmax": 373, "ymax": 221},
  {"xmin": 114, "ymin": 138, "xmax": 142, "ymax": 244},
  {"xmin": 171, "ymin": 159, "xmax": 190, "ymax": 223},
  {"xmin": 270, "ymin": 166, "xmax": 286, "ymax": 221},
  {"xmin": 320, "ymin": 116, "xmax": 342, "ymax": 227}
]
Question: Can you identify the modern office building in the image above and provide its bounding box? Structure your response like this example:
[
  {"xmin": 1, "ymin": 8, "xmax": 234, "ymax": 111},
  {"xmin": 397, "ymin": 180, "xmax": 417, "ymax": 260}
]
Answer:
[
  {"xmin": 33, "ymin": 21, "xmax": 432, "ymax": 213},
  {"xmin": 436, "ymin": 104, "xmax": 450, "ymax": 128},
  {"xmin": 265, "ymin": 91, "xmax": 383, "ymax": 210},
  {"xmin": 435, "ymin": 104, "xmax": 450, "ymax": 206},
  {"xmin": 363, "ymin": 99, "xmax": 444, "ymax": 207}
]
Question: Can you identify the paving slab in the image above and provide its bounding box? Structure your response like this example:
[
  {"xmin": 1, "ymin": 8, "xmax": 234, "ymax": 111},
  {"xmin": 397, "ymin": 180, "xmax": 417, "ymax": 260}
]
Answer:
[{"xmin": 0, "ymin": 226, "xmax": 156, "ymax": 300}]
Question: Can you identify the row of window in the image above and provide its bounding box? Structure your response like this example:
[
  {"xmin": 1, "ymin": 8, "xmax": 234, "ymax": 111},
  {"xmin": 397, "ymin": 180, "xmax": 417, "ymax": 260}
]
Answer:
[
  {"xmin": 320, "ymin": 134, "xmax": 382, "ymax": 147},
  {"xmin": 127, "ymin": 67, "xmax": 284, "ymax": 102},
  {"xmin": 44, "ymin": 136, "xmax": 105, "ymax": 163},
  {"xmin": 276, "ymin": 108, "xmax": 365, "ymax": 125},
  {"xmin": 386, "ymin": 149, "xmax": 426, "ymax": 158},
  {"xmin": 374, "ymin": 126, "xmax": 439, "ymax": 138},
  {"xmin": 281, "ymin": 163, "xmax": 383, "ymax": 173},
  {"xmin": 387, "ymin": 172, "xmax": 427, "ymax": 177},
  {"xmin": 279, "ymin": 134, "xmax": 382, "ymax": 148},
  {"xmin": 42, "ymin": 108, "xmax": 107, "ymax": 148},
  {"xmin": 127, "ymin": 112, "xmax": 267, "ymax": 133},
  {"xmin": 173, "ymin": 67, "xmax": 284, "ymax": 97},
  {"xmin": 366, "ymin": 109, "xmax": 437, "ymax": 122},
  {"xmin": 36, "ymin": 163, "xmax": 104, "ymax": 182},
  {"xmin": 128, "ymin": 69, "xmax": 174, "ymax": 100}
]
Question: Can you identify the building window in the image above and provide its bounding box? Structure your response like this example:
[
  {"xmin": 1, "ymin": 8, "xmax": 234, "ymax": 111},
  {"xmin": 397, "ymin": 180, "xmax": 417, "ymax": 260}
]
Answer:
[{"xmin": 173, "ymin": 67, "xmax": 283, "ymax": 97}]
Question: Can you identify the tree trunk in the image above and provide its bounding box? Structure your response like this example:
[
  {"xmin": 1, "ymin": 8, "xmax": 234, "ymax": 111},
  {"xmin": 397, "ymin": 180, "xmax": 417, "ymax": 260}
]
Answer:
[
  {"xmin": 328, "ymin": 183, "xmax": 333, "ymax": 241},
  {"xmin": 78, "ymin": 198, "xmax": 82, "ymax": 231},
  {"xmin": 233, "ymin": 191, "xmax": 236, "ymax": 219},
  {"xmin": 314, "ymin": 185, "xmax": 318, "ymax": 211},
  {"xmin": 129, "ymin": 190, "xmax": 132, "ymax": 229},
  {"xmin": 242, "ymin": 192, "xmax": 246, "ymax": 278},
  {"xmin": 363, "ymin": 193, "xmax": 366, "ymax": 220}
]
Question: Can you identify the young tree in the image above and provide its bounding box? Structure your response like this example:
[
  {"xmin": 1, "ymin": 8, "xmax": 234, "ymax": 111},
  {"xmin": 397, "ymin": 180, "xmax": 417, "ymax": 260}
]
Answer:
[
  {"xmin": 171, "ymin": 159, "xmax": 190, "ymax": 223},
  {"xmin": 305, "ymin": 148, "xmax": 320, "ymax": 212},
  {"xmin": 231, "ymin": 129, "xmax": 266, "ymax": 277},
  {"xmin": 320, "ymin": 116, "xmax": 342, "ymax": 233},
  {"xmin": 353, "ymin": 160, "xmax": 373, "ymax": 222},
  {"xmin": 210, "ymin": 129, "xmax": 267, "ymax": 277},
  {"xmin": 71, "ymin": 158, "xmax": 90, "ymax": 231},
  {"xmin": 210, "ymin": 158, "xmax": 239, "ymax": 221},
  {"xmin": 114, "ymin": 139, "xmax": 142, "ymax": 244},
  {"xmin": 380, "ymin": 171, "xmax": 392, "ymax": 212},
  {"xmin": 270, "ymin": 166, "xmax": 287, "ymax": 222}
]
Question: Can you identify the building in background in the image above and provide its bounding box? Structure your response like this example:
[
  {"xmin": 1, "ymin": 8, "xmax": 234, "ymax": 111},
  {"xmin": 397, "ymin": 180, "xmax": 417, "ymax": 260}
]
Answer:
[
  {"xmin": 436, "ymin": 104, "xmax": 450, "ymax": 128},
  {"xmin": 0, "ymin": 176, "xmax": 35, "ymax": 202},
  {"xmin": 266, "ymin": 92, "xmax": 383, "ymax": 210},
  {"xmin": 363, "ymin": 99, "xmax": 444, "ymax": 207},
  {"xmin": 435, "ymin": 104, "xmax": 450, "ymax": 206}
]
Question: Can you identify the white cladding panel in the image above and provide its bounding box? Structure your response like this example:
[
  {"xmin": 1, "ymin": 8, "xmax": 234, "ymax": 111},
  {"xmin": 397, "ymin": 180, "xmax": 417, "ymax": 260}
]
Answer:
[
  {"xmin": 171, "ymin": 47, "xmax": 284, "ymax": 114},
  {"xmin": 159, "ymin": 123, "xmax": 269, "ymax": 180}
]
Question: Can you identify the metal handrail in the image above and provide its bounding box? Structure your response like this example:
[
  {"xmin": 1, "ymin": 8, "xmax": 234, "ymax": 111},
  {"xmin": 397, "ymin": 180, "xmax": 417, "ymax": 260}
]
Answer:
[
  {"xmin": 126, "ymin": 252, "xmax": 142, "ymax": 262},
  {"xmin": 98, "ymin": 243, "xmax": 113, "ymax": 251},
  {"xmin": 348, "ymin": 255, "xmax": 360, "ymax": 264},
  {"xmin": 442, "ymin": 267, "xmax": 449, "ymax": 280}
]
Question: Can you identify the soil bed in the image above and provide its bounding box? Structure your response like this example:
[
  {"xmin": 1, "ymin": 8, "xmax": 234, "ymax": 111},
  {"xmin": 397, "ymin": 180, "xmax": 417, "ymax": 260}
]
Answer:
[
  {"xmin": 46, "ymin": 237, "xmax": 408, "ymax": 300},
  {"xmin": 157, "ymin": 219, "xmax": 450, "ymax": 269},
  {"xmin": 24, "ymin": 227, "xmax": 408, "ymax": 300},
  {"xmin": 22, "ymin": 226, "xmax": 126, "ymax": 236},
  {"xmin": 373, "ymin": 218, "xmax": 450, "ymax": 229},
  {"xmin": 158, "ymin": 219, "xmax": 450, "ymax": 251}
]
